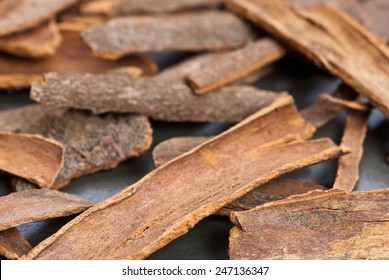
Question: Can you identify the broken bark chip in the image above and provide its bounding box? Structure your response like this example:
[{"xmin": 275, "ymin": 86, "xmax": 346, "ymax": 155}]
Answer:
[
  {"xmin": 0, "ymin": 228, "xmax": 32, "ymax": 260},
  {"xmin": 0, "ymin": 189, "xmax": 92, "ymax": 231},
  {"xmin": 22, "ymin": 96, "xmax": 345, "ymax": 260},
  {"xmin": 229, "ymin": 189, "xmax": 389, "ymax": 259},
  {"xmin": 0, "ymin": 132, "xmax": 64, "ymax": 188},
  {"xmin": 81, "ymin": 11, "xmax": 258, "ymax": 60},
  {"xmin": 226, "ymin": 0, "xmax": 389, "ymax": 119}
]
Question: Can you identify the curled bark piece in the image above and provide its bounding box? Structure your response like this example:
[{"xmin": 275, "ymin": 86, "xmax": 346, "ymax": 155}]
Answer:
[
  {"xmin": 185, "ymin": 38, "xmax": 286, "ymax": 94},
  {"xmin": 22, "ymin": 96, "xmax": 345, "ymax": 260},
  {"xmin": 357, "ymin": 0, "xmax": 389, "ymax": 42},
  {"xmin": 229, "ymin": 188, "xmax": 389, "ymax": 260},
  {"xmin": 0, "ymin": 20, "xmax": 61, "ymax": 58},
  {"xmin": 0, "ymin": 0, "xmax": 80, "ymax": 36},
  {"xmin": 0, "ymin": 29, "xmax": 157, "ymax": 90},
  {"xmin": 226, "ymin": 0, "xmax": 389, "ymax": 119},
  {"xmin": 0, "ymin": 228, "xmax": 32, "ymax": 260},
  {"xmin": 0, "ymin": 132, "xmax": 64, "ymax": 188},
  {"xmin": 333, "ymin": 110, "xmax": 369, "ymax": 192},
  {"xmin": 81, "ymin": 11, "xmax": 257, "ymax": 60},
  {"xmin": 0, "ymin": 189, "xmax": 92, "ymax": 231},
  {"xmin": 80, "ymin": 0, "xmax": 223, "ymax": 16}
]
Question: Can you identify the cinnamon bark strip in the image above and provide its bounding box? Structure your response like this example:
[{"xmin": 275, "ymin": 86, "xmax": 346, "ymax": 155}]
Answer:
[
  {"xmin": 357, "ymin": 0, "xmax": 389, "ymax": 42},
  {"xmin": 22, "ymin": 96, "xmax": 345, "ymax": 260},
  {"xmin": 0, "ymin": 228, "xmax": 32, "ymax": 260},
  {"xmin": 81, "ymin": 11, "xmax": 257, "ymax": 60},
  {"xmin": 0, "ymin": 132, "xmax": 64, "ymax": 188},
  {"xmin": 80, "ymin": 0, "xmax": 223, "ymax": 16},
  {"xmin": 185, "ymin": 38, "xmax": 286, "ymax": 94},
  {"xmin": 333, "ymin": 110, "xmax": 369, "ymax": 192},
  {"xmin": 229, "ymin": 189, "xmax": 389, "ymax": 259},
  {"xmin": 226, "ymin": 0, "xmax": 389, "ymax": 119},
  {"xmin": 0, "ymin": 189, "xmax": 92, "ymax": 231},
  {"xmin": 0, "ymin": 20, "xmax": 61, "ymax": 58},
  {"xmin": 0, "ymin": 0, "xmax": 80, "ymax": 36}
]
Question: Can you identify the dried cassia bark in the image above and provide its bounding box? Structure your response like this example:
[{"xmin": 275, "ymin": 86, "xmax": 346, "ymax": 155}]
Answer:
[
  {"xmin": 22, "ymin": 96, "xmax": 345, "ymax": 260},
  {"xmin": 81, "ymin": 11, "xmax": 258, "ymax": 60},
  {"xmin": 0, "ymin": 228, "xmax": 32, "ymax": 260},
  {"xmin": 229, "ymin": 189, "xmax": 389, "ymax": 259}
]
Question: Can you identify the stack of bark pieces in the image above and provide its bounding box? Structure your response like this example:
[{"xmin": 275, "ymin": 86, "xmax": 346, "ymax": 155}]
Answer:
[{"xmin": 0, "ymin": 0, "xmax": 388, "ymax": 260}]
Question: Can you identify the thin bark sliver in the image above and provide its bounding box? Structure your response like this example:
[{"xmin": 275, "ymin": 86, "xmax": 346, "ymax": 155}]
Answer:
[{"xmin": 0, "ymin": 228, "xmax": 32, "ymax": 260}]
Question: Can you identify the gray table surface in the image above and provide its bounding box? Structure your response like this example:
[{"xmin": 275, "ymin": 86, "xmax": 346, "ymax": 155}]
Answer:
[{"xmin": 0, "ymin": 53, "xmax": 388, "ymax": 260}]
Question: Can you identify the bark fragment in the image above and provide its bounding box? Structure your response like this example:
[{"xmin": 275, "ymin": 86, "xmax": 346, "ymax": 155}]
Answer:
[
  {"xmin": 0, "ymin": 132, "xmax": 64, "ymax": 188},
  {"xmin": 81, "ymin": 11, "xmax": 258, "ymax": 60},
  {"xmin": 0, "ymin": 20, "xmax": 61, "ymax": 58},
  {"xmin": 22, "ymin": 96, "xmax": 345, "ymax": 260},
  {"xmin": 357, "ymin": 0, "xmax": 389, "ymax": 42},
  {"xmin": 0, "ymin": 189, "xmax": 92, "ymax": 231},
  {"xmin": 229, "ymin": 189, "xmax": 389, "ymax": 259},
  {"xmin": 333, "ymin": 110, "xmax": 369, "ymax": 192},
  {"xmin": 0, "ymin": 228, "xmax": 32, "ymax": 260},
  {"xmin": 226, "ymin": 0, "xmax": 389, "ymax": 119},
  {"xmin": 0, "ymin": 0, "xmax": 80, "ymax": 36},
  {"xmin": 185, "ymin": 38, "xmax": 286, "ymax": 94},
  {"xmin": 80, "ymin": 0, "xmax": 223, "ymax": 16}
]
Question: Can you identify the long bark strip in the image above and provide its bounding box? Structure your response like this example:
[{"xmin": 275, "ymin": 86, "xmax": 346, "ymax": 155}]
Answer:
[
  {"xmin": 333, "ymin": 110, "xmax": 369, "ymax": 192},
  {"xmin": 0, "ymin": 228, "xmax": 32, "ymax": 260},
  {"xmin": 226, "ymin": 0, "xmax": 389, "ymax": 119},
  {"xmin": 0, "ymin": 0, "xmax": 79, "ymax": 36},
  {"xmin": 0, "ymin": 20, "xmax": 61, "ymax": 58},
  {"xmin": 229, "ymin": 189, "xmax": 389, "ymax": 259},
  {"xmin": 185, "ymin": 38, "xmax": 286, "ymax": 94},
  {"xmin": 81, "ymin": 11, "xmax": 257, "ymax": 60},
  {"xmin": 0, "ymin": 132, "xmax": 64, "ymax": 188},
  {"xmin": 80, "ymin": 0, "xmax": 223, "ymax": 16},
  {"xmin": 23, "ymin": 96, "xmax": 343, "ymax": 260},
  {"xmin": 0, "ymin": 189, "xmax": 92, "ymax": 231}
]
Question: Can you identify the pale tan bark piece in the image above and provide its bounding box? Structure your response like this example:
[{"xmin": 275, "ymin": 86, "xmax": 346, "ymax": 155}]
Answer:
[
  {"xmin": 357, "ymin": 0, "xmax": 389, "ymax": 42},
  {"xmin": 22, "ymin": 96, "xmax": 344, "ymax": 260},
  {"xmin": 0, "ymin": 189, "xmax": 92, "ymax": 231},
  {"xmin": 185, "ymin": 38, "xmax": 286, "ymax": 94},
  {"xmin": 229, "ymin": 189, "xmax": 389, "ymax": 260},
  {"xmin": 81, "ymin": 11, "xmax": 257, "ymax": 60},
  {"xmin": 0, "ymin": 0, "xmax": 80, "ymax": 36},
  {"xmin": 0, "ymin": 228, "xmax": 32, "ymax": 260},
  {"xmin": 80, "ymin": 0, "xmax": 223, "ymax": 16},
  {"xmin": 0, "ymin": 132, "xmax": 64, "ymax": 188},
  {"xmin": 0, "ymin": 20, "xmax": 61, "ymax": 58},
  {"xmin": 333, "ymin": 110, "xmax": 369, "ymax": 192},
  {"xmin": 226, "ymin": 0, "xmax": 389, "ymax": 119}
]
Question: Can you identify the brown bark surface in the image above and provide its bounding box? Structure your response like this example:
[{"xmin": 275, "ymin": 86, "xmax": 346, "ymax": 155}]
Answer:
[
  {"xmin": 0, "ymin": 228, "xmax": 32, "ymax": 260},
  {"xmin": 0, "ymin": 132, "xmax": 64, "ymax": 188},
  {"xmin": 80, "ymin": 0, "xmax": 223, "ymax": 16},
  {"xmin": 0, "ymin": 29, "xmax": 157, "ymax": 90},
  {"xmin": 185, "ymin": 38, "xmax": 286, "ymax": 94},
  {"xmin": 81, "ymin": 11, "xmax": 258, "ymax": 60},
  {"xmin": 333, "ymin": 110, "xmax": 369, "ymax": 192},
  {"xmin": 226, "ymin": 0, "xmax": 389, "ymax": 119},
  {"xmin": 229, "ymin": 189, "xmax": 389, "ymax": 259},
  {"xmin": 0, "ymin": 20, "xmax": 61, "ymax": 58},
  {"xmin": 22, "ymin": 96, "xmax": 344, "ymax": 260},
  {"xmin": 357, "ymin": 0, "xmax": 389, "ymax": 42},
  {"xmin": 0, "ymin": 0, "xmax": 79, "ymax": 36},
  {"xmin": 0, "ymin": 189, "xmax": 92, "ymax": 231}
]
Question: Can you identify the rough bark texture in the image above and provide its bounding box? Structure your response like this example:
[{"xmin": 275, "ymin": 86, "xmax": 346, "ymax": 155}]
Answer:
[
  {"xmin": 333, "ymin": 110, "xmax": 369, "ymax": 192},
  {"xmin": 0, "ymin": 189, "xmax": 92, "ymax": 231},
  {"xmin": 185, "ymin": 38, "xmax": 286, "ymax": 94},
  {"xmin": 0, "ymin": 0, "xmax": 80, "ymax": 36},
  {"xmin": 226, "ymin": 0, "xmax": 389, "ymax": 119},
  {"xmin": 0, "ymin": 132, "xmax": 64, "ymax": 188},
  {"xmin": 22, "ymin": 96, "xmax": 344, "ymax": 260},
  {"xmin": 357, "ymin": 0, "xmax": 389, "ymax": 42},
  {"xmin": 81, "ymin": 11, "xmax": 258, "ymax": 60},
  {"xmin": 229, "ymin": 189, "xmax": 389, "ymax": 260},
  {"xmin": 31, "ymin": 71, "xmax": 284, "ymax": 122},
  {"xmin": 0, "ymin": 29, "xmax": 157, "ymax": 90},
  {"xmin": 80, "ymin": 0, "xmax": 223, "ymax": 16},
  {"xmin": 0, "ymin": 20, "xmax": 61, "ymax": 58},
  {"xmin": 0, "ymin": 228, "xmax": 32, "ymax": 260},
  {"xmin": 0, "ymin": 106, "xmax": 153, "ymax": 190}
]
